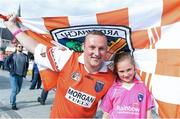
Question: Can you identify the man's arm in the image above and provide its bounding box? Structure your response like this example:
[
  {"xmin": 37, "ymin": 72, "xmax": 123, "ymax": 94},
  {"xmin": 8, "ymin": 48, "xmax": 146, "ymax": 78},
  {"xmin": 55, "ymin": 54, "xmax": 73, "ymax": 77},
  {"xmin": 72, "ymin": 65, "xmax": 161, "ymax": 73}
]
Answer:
[
  {"xmin": 4, "ymin": 13, "xmax": 38, "ymax": 54},
  {"xmin": 3, "ymin": 54, "xmax": 12, "ymax": 71},
  {"xmin": 26, "ymin": 55, "xmax": 29, "ymax": 71}
]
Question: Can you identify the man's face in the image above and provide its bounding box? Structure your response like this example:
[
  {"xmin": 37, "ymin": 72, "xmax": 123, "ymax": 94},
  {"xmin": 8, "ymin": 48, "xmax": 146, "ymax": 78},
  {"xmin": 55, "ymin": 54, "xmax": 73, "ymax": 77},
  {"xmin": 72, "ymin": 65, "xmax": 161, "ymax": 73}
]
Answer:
[
  {"xmin": 83, "ymin": 34, "xmax": 108, "ymax": 69},
  {"xmin": 16, "ymin": 44, "xmax": 23, "ymax": 52}
]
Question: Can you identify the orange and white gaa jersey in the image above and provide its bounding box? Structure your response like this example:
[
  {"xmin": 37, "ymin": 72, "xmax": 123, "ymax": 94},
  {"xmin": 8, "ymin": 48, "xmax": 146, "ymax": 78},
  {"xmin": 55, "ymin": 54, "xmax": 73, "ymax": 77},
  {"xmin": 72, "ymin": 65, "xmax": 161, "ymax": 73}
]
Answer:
[{"xmin": 34, "ymin": 44, "xmax": 115, "ymax": 118}]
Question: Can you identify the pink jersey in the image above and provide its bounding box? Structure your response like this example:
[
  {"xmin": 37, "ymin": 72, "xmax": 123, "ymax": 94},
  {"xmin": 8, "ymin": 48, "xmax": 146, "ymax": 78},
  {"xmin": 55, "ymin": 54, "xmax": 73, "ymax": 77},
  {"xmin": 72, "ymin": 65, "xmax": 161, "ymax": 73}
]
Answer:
[{"xmin": 100, "ymin": 78, "xmax": 154, "ymax": 118}]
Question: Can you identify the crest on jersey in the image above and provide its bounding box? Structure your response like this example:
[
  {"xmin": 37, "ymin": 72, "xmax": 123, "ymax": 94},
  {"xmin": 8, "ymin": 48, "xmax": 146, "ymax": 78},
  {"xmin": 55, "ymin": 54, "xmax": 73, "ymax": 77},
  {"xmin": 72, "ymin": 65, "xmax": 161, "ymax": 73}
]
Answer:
[
  {"xmin": 95, "ymin": 80, "xmax": 104, "ymax": 92},
  {"xmin": 71, "ymin": 72, "xmax": 81, "ymax": 81}
]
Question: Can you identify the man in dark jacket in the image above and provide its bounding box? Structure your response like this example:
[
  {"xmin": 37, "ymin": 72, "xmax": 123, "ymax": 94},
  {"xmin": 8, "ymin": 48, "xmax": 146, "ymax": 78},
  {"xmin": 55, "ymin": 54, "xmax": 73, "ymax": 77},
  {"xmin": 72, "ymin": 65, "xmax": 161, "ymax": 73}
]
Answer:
[{"xmin": 4, "ymin": 42, "xmax": 29, "ymax": 110}]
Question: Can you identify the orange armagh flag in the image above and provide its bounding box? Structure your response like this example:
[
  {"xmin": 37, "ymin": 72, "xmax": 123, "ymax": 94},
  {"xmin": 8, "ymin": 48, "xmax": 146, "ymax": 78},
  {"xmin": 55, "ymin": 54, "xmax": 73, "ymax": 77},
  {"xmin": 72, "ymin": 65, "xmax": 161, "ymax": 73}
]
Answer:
[{"xmin": 1, "ymin": 0, "xmax": 180, "ymax": 118}]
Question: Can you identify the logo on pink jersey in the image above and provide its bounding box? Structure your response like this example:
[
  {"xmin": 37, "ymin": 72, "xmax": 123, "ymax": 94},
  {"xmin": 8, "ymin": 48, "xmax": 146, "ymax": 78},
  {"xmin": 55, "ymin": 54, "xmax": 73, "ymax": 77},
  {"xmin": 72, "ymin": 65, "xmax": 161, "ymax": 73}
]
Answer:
[{"xmin": 138, "ymin": 93, "xmax": 144, "ymax": 102}]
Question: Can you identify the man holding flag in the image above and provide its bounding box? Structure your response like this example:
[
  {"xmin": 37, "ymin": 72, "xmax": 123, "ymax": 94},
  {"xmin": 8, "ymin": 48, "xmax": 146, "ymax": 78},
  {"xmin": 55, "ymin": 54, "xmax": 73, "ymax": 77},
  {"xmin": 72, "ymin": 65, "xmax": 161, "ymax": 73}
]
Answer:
[
  {"xmin": 1, "ymin": 0, "xmax": 179, "ymax": 118},
  {"xmin": 4, "ymin": 13, "xmax": 114, "ymax": 118}
]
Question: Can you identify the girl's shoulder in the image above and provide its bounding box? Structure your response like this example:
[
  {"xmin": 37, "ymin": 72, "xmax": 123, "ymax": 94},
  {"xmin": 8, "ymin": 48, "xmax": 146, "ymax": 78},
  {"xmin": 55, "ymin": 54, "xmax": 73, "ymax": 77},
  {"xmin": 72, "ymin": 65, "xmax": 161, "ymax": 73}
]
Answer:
[
  {"xmin": 107, "ymin": 81, "xmax": 122, "ymax": 92},
  {"xmin": 134, "ymin": 78, "xmax": 146, "ymax": 86}
]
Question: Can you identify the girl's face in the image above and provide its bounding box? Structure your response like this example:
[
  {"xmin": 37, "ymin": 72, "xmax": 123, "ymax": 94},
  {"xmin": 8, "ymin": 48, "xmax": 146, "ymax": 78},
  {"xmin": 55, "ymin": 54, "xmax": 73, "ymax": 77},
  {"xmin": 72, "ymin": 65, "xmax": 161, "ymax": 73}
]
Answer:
[{"xmin": 116, "ymin": 58, "xmax": 135, "ymax": 83}]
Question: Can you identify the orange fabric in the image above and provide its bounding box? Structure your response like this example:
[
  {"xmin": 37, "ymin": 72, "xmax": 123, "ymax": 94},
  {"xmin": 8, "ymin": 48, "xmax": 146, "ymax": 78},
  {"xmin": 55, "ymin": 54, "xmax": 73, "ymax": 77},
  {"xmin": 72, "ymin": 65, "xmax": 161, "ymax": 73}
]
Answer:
[
  {"xmin": 39, "ymin": 69, "xmax": 59, "ymax": 91},
  {"xmin": 25, "ymin": 30, "xmax": 53, "ymax": 47},
  {"xmin": 157, "ymin": 99, "xmax": 180, "ymax": 118},
  {"xmin": 50, "ymin": 52, "xmax": 114, "ymax": 118},
  {"xmin": 161, "ymin": 0, "xmax": 180, "ymax": 26},
  {"xmin": 46, "ymin": 47, "xmax": 59, "ymax": 72},
  {"xmin": 150, "ymin": 27, "xmax": 161, "ymax": 49},
  {"xmin": 147, "ymin": 73, "xmax": 152, "ymax": 90},
  {"xmin": 131, "ymin": 30, "xmax": 150, "ymax": 49},
  {"xmin": 156, "ymin": 49, "xmax": 180, "ymax": 77},
  {"xmin": 151, "ymin": 27, "xmax": 161, "ymax": 43},
  {"xmin": 43, "ymin": 16, "xmax": 70, "ymax": 31},
  {"xmin": 96, "ymin": 8, "xmax": 129, "ymax": 26},
  {"xmin": 135, "ymin": 70, "xmax": 152, "ymax": 90}
]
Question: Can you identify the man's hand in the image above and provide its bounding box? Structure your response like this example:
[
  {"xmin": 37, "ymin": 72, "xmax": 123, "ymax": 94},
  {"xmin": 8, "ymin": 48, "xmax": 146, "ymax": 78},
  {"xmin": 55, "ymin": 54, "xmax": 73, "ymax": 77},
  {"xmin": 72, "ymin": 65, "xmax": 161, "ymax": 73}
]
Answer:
[
  {"xmin": 2, "ymin": 13, "xmax": 38, "ymax": 53},
  {"xmin": 4, "ymin": 13, "xmax": 19, "ymax": 31}
]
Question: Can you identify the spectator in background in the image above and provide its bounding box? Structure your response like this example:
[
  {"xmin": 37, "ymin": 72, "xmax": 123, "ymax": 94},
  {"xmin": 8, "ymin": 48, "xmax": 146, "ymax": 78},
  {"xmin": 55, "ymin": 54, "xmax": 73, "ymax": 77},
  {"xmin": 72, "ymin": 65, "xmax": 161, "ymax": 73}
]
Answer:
[
  {"xmin": 0, "ymin": 50, "xmax": 4, "ymax": 69},
  {"xmin": 4, "ymin": 42, "xmax": 29, "ymax": 110},
  {"xmin": 29, "ymin": 63, "xmax": 41, "ymax": 89},
  {"xmin": 37, "ymin": 89, "xmax": 49, "ymax": 105}
]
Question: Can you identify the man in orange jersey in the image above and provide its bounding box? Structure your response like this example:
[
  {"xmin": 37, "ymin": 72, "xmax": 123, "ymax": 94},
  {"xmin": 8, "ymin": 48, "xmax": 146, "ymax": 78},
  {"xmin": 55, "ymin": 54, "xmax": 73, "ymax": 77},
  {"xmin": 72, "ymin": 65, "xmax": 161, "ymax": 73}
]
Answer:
[{"xmin": 5, "ymin": 14, "xmax": 114, "ymax": 118}]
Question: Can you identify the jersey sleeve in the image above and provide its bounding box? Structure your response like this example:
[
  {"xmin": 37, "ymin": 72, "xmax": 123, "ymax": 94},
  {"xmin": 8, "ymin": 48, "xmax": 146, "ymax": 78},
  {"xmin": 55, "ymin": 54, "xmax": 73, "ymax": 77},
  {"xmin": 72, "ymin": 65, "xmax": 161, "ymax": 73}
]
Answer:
[
  {"xmin": 34, "ymin": 44, "xmax": 73, "ymax": 72},
  {"xmin": 99, "ymin": 88, "xmax": 113, "ymax": 113}
]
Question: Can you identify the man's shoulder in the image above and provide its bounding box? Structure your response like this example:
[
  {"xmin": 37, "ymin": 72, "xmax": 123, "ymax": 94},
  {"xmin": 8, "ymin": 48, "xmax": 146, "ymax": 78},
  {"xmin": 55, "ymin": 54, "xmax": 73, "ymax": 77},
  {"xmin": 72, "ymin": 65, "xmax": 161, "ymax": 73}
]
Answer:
[
  {"xmin": 22, "ymin": 53, "xmax": 28, "ymax": 57},
  {"xmin": 19, "ymin": 52, "xmax": 28, "ymax": 58}
]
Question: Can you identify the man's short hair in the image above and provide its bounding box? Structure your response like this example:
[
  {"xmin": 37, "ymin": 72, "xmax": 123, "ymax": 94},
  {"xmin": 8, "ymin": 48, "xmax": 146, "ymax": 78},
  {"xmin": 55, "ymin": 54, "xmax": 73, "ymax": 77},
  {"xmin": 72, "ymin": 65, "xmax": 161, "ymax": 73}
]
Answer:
[
  {"xmin": 14, "ymin": 41, "xmax": 21, "ymax": 47},
  {"xmin": 84, "ymin": 30, "xmax": 107, "ymax": 43}
]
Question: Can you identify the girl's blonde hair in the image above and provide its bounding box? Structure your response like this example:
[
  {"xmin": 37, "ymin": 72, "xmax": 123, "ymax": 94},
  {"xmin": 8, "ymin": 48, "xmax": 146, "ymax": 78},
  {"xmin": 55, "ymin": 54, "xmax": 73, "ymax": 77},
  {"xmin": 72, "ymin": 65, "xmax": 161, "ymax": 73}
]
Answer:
[{"xmin": 113, "ymin": 52, "xmax": 135, "ymax": 73}]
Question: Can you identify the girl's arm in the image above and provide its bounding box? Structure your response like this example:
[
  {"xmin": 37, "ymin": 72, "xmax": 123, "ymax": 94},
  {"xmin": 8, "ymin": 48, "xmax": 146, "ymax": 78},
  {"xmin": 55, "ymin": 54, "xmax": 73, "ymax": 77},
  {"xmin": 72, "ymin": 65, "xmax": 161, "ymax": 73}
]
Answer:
[
  {"xmin": 147, "ymin": 108, "xmax": 152, "ymax": 118},
  {"xmin": 102, "ymin": 111, "xmax": 109, "ymax": 119}
]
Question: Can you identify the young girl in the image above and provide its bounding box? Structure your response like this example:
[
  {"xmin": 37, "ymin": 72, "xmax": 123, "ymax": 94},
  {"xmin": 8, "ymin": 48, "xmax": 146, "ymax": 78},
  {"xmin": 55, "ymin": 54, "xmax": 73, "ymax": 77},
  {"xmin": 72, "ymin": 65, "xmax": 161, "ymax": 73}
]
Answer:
[{"xmin": 100, "ymin": 52, "xmax": 155, "ymax": 118}]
